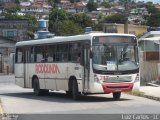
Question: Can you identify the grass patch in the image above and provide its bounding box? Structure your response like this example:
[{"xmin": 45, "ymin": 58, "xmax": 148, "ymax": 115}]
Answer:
[{"xmin": 126, "ymin": 90, "xmax": 145, "ymax": 97}]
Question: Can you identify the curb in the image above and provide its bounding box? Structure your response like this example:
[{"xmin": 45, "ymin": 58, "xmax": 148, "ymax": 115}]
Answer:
[
  {"xmin": 125, "ymin": 91, "xmax": 160, "ymax": 102},
  {"xmin": 143, "ymin": 95, "xmax": 160, "ymax": 102},
  {"xmin": 0, "ymin": 99, "xmax": 4, "ymax": 120}
]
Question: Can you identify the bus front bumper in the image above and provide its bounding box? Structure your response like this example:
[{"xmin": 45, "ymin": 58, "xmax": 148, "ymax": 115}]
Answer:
[{"xmin": 102, "ymin": 83, "xmax": 133, "ymax": 93}]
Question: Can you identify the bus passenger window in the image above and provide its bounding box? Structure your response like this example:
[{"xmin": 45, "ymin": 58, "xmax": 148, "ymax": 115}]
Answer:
[
  {"xmin": 56, "ymin": 44, "xmax": 68, "ymax": 62},
  {"xmin": 15, "ymin": 48, "xmax": 24, "ymax": 63},
  {"xmin": 69, "ymin": 42, "xmax": 82, "ymax": 62},
  {"xmin": 30, "ymin": 47, "xmax": 35, "ymax": 63},
  {"xmin": 35, "ymin": 46, "xmax": 43, "ymax": 62},
  {"xmin": 47, "ymin": 45, "xmax": 56, "ymax": 62},
  {"xmin": 76, "ymin": 53, "xmax": 81, "ymax": 63}
]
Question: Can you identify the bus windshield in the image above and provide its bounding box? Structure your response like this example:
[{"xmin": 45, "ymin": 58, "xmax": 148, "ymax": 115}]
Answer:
[{"xmin": 92, "ymin": 36, "xmax": 139, "ymax": 73}]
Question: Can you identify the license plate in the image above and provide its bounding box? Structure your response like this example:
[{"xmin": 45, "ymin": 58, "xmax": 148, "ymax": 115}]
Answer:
[{"xmin": 114, "ymin": 89, "xmax": 122, "ymax": 92}]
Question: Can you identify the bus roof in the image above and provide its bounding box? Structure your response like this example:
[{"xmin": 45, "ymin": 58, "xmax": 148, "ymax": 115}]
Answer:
[{"xmin": 16, "ymin": 33, "xmax": 136, "ymax": 47}]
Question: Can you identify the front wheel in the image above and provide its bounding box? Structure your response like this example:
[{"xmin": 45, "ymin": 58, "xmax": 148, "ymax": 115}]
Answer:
[
  {"xmin": 72, "ymin": 80, "xmax": 81, "ymax": 100},
  {"xmin": 113, "ymin": 92, "xmax": 121, "ymax": 100}
]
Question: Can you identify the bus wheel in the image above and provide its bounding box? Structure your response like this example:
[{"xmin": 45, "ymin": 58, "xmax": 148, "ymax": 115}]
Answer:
[
  {"xmin": 113, "ymin": 92, "xmax": 121, "ymax": 100},
  {"xmin": 72, "ymin": 80, "xmax": 80, "ymax": 100},
  {"xmin": 33, "ymin": 77, "xmax": 49, "ymax": 96},
  {"xmin": 66, "ymin": 91, "xmax": 72, "ymax": 96}
]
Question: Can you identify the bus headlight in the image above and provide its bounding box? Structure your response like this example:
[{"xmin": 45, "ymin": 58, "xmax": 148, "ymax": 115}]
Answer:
[
  {"xmin": 135, "ymin": 73, "xmax": 140, "ymax": 82},
  {"xmin": 94, "ymin": 74, "xmax": 100, "ymax": 83}
]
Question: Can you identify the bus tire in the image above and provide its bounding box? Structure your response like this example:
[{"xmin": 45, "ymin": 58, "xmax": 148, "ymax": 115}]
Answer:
[
  {"xmin": 66, "ymin": 91, "xmax": 72, "ymax": 96},
  {"xmin": 113, "ymin": 92, "xmax": 121, "ymax": 100},
  {"xmin": 33, "ymin": 77, "xmax": 49, "ymax": 96},
  {"xmin": 72, "ymin": 80, "xmax": 80, "ymax": 100}
]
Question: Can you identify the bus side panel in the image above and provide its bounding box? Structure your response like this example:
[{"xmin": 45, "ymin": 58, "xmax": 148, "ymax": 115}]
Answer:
[
  {"xmin": 45, "ymin": 63, "xmax": 58, "ymax": 90},
  {"xmin": 29, "ymin": 63, "xmax": 46, "ymax": 89},
  {"xmin": 15, "ymin": 63, "xmax": 25, "ymax": 88},
  {"xmin": 89, "ymin": 63, "xmax": 104, "ymax": 93},
  {"xmin": 55, "ymin": 63, "xmax": 68, "ymax": 91},
  {"xmin": 132, "ymin": 73, "xmax": 140, "ymax": 91},
  {"xmin": 67, "ymin": 63, "xmax": 83, "ymax": 92},
  {"xmin": 28, "ymin": 63, "xmax": 35, "ymax": 88}
]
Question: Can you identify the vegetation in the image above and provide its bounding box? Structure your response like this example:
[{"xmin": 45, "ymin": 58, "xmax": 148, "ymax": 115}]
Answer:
[
  {"xmin": 4, "ymin": 7, "xmax": 37, "ymax": 39},
  {"xmin": 55, "ymin": 20, "xmax": 83, "ymax": 36},
  {"xmin": 144, "ymin": 2, "xmax": 160, "ymax": 27},
  {"xmin": 101, "ymin": 2, "xmax": 111, "ymax": 8},
  {"xmin": 3, "ymin": 0, "xmax": 160, "ymax": 37},
  {"xmin": 86, "ymin": 0, "xmax": 98, "ymax": 12},
  {"xmin": 102, "ymin": 14, "xmax": 126, "ymax": 24},
  {"xmin": 49, "ymin": 8, "xmax": 95, "ymax": 36},
  {"xmin": 126, "ymin": 90, "xmax": 145, "ymax": 97},
  {"xmin": 69, "ymin": 0, "xmax": 80, "ymax": 3}
]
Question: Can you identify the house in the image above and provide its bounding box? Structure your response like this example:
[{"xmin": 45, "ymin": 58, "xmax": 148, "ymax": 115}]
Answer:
[
  {"xmin": 20, "ymin": 1, "xmax": 52, "ymax": 19},
  {"xmin": 0, "ymin": 0, "xmax": 16, "ymax": 15},
  {"xmin": 74, "ymin": 1, "xmax": 88, "ymax": 13},
  {"xmin": 0, "ymin": 19, "xmax": 30, "ymax": 41},
  {"xmin": 139, "ymin": 31, "xmax": 160, "ymax": 84},
  {"xmin": 0, "ymin": 36, "xmax": 16, "ymax": 74},
  {"xmin": 60, "ymin": 1, "xmax": 87, "ymax": 13},
  {"xmin": 103, "ymin": 23, "xmax": 148, "ymax": 36}
]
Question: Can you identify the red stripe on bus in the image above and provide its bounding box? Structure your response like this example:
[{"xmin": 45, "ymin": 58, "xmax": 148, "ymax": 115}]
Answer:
[{"xmin": 102, "ymin": 83, "xmax": 133, "ymax": 93}]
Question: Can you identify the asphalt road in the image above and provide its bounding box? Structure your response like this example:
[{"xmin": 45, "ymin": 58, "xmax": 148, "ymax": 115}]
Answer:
[{"xmin": 0, "ymin": 75, "xmax": 160, "ymax": 116}]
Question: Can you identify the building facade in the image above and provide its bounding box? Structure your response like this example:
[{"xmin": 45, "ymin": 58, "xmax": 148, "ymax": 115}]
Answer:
[
  {"xmin": 103, "ymin": 23, "xmax": 148, "ymax": 36},
  {"xmin": 0, "ymin": 36, "xmax": 16, "ymax": 73},
  {"xmin": 139, "ymin": 31, "xmax": 160, "ymax": 84},
  {"xmin": 0, "ymin": 20, "xmax": 30, "ymax": 41}
]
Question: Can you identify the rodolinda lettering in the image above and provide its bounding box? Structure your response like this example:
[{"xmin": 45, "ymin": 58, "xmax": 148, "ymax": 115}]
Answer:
[{"xmin": 35, "ymin": 64, "xmax": 60, "ymax": 74}]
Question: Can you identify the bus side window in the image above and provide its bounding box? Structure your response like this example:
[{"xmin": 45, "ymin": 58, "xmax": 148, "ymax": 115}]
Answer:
[
  {"xmin": 15, "ymin": 48, "xmax": 24, "ymax": 63},
  {"xmin": 30, "ymin": 47, "xmax": 35, "ymax": 63},
  {"xmin": 47, "ymin": 44, "xmax": 56, "ymax": 62},
  {"xmin": 56, "ymin": 44, "xmax": 68, "ymax": 62},
  {"xmin": 35, "ymin": 46, "xmax": 43, "ymax": 62},
  {"xmin": 69, "ymin": 42, "xmax": 82, "ymax": 63}
]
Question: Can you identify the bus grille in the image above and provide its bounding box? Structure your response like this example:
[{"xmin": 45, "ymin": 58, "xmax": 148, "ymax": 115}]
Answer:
[{"xmin": 104, "ymin": 76, "xmax": 132, "ymax": 83}]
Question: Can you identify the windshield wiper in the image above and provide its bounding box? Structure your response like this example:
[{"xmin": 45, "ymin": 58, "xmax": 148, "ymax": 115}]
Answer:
[{"xmin": 119, "ymin": 44, "xmax": 128, "ymax": 63}]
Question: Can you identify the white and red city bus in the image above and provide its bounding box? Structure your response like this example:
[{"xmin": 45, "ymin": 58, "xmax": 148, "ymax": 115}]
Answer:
[{"xmin": 15, "ymin": 33, "xmax": 140, "ymax": 100}]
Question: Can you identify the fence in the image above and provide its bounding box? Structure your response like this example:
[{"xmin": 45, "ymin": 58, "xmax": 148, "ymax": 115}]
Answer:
[{"xmin": 140, "ymin": 61, "xmax": 159, "ymax": 84}]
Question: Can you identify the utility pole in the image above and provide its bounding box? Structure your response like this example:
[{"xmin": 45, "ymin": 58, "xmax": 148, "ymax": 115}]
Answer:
[{"xmin": 124, "ymin": 0, "xmax": 129, "ymax": 34}]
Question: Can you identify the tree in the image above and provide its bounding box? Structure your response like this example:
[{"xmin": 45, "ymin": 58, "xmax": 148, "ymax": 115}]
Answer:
[
  {"xmin": 86, "ymin": 0, "xmax": 98, "ymax": 12},
  {"xmin": 49, "ymin": 8, "xmax": 71, "ymax": 34},
  {"xmin": 48, "ymin": 0, "xmax": 60, "ymax": 7},
  {"xmin": 144, "ymin": 2, "xmax": 160, "ymax": 27},
  {"xmin": 146, "ymin": 3, "xmax": 157, "ymax": 14},
  {"xmin": 103, "ymin": 14, "xmax": 125, "ymax": 24},
  {"xmin": 49, "ymin": 8, "xmax": 95, "ymax": 35},
  {"xmin": 56, "ymin": 20, "xmax": 83, "ymax": 36},
  {"xmin": 147, "ymin": 13, "xmax": 160, "ymax": 27},
  {"xmin": 69, "ymin": 0, "xmax": 80, "ymax": 3},
  {"xmin": 71, "ymin": 13, "xmax": 95, "ymax": 28},
  {"xmin": 49, "ymin": 8, "xmax": 70, "ymax": 23},
  {"xmin": 49, "ymin": 8, "xmax": 82, "ymax": 35},
  {"xmin": 15, "ymin": 0, "xmax": 20, "ymax": 4},
  {"xmin": 4, "ymin": 5, "xmax": 20, "ymax": 16},
  {"xmin": 101, "ymin": 2, "xmax": 111, "ymax": 8}
]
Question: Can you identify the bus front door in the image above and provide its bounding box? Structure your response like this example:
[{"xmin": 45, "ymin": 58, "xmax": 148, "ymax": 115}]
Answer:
[{"xmin": 83, "ymin": 45, "xmax": 90, "ymax": 92}]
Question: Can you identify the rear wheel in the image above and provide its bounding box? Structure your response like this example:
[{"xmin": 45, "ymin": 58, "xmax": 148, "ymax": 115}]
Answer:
[
  {"xmin": 33, "ymin": 77, "xmax": 49, "ymax": 96},
  {"xmin": 113, "ymin": 92, "xmax": 121, "ymax": 100},
  {"xmin": 66, "ymin": 91, "xmax": 72, "ymax": 96},
  {"xmin": 72, "ymin": 80, "xmax": 80, "ymax": 100}
]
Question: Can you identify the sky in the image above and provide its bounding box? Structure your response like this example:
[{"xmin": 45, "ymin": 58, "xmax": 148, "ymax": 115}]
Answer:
[{"xmin": 137, "ymin": 0, "xmax": 160, "ymax": 4}]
